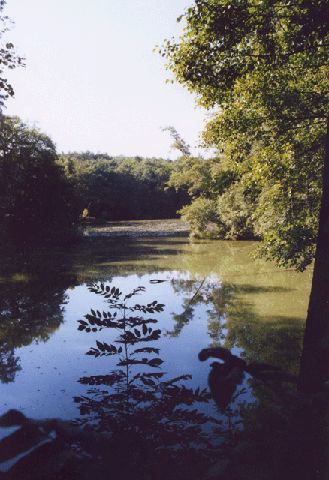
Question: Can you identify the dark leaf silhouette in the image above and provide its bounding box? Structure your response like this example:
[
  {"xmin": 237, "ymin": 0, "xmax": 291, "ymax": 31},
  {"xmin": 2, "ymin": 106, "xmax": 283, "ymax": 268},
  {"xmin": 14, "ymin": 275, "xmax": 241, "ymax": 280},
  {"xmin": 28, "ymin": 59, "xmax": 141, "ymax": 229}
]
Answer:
[{"xmin": 72, "ymin": 283, "xmax": 220, "ymax": 479}]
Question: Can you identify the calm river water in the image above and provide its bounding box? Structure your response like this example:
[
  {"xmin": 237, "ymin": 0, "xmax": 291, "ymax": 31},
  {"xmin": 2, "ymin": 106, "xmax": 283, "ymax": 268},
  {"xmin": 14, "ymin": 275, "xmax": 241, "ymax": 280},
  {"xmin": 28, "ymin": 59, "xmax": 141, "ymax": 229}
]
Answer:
[{"xmin": 0, "ymin": 237, "xmax": 314, "ymax": 479}]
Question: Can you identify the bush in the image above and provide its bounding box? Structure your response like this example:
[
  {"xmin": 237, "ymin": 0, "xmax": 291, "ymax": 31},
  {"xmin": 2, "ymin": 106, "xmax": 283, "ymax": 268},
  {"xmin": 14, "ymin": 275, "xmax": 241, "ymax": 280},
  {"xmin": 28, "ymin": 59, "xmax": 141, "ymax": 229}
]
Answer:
[{"xmin": 179, "ymin": 197, "xmax": 220, "ymax": 238}]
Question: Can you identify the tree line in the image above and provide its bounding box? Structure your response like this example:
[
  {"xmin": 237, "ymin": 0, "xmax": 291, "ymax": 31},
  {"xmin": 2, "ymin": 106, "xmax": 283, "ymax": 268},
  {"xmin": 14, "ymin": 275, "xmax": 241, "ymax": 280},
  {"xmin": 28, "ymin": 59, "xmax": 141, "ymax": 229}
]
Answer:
[
  {"xmin": 0, "ymin": 105, "xmax": 327, "ymax": 272},
  {"xmin": 0, "ymin": 115, "xmax": 191, "ymax": 243},
  {"xmin": 59, "ymin": 152, "xmax": 189, "ymax": 221}
]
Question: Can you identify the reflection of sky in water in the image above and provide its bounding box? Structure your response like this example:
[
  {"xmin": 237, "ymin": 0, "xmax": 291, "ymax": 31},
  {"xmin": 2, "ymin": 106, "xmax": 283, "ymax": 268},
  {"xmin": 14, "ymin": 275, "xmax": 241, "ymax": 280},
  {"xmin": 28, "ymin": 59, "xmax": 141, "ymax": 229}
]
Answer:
[{"xmin": 0, "ymin": 271, "xmax": 238, "ymax": 423}]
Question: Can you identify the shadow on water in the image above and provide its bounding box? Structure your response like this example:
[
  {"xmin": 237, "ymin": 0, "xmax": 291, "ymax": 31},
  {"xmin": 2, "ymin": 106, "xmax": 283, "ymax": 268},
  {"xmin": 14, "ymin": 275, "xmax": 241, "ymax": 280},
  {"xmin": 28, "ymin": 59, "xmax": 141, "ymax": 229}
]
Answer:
[
  {"xmin": 78, "ymin": 237, "xmax": 188, "ymax": 261},
  {"xmin": 232, "ymin": 284, "xmax": 292, "ymax": 293}
]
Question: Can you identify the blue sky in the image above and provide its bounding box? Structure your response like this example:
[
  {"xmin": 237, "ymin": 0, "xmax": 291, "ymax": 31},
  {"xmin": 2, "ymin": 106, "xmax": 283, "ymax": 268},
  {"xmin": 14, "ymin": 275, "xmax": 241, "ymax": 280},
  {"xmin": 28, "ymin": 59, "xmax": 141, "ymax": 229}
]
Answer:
[{"xmin": 4, "ymin": 0, "xmax": 209, "ymax": 158}]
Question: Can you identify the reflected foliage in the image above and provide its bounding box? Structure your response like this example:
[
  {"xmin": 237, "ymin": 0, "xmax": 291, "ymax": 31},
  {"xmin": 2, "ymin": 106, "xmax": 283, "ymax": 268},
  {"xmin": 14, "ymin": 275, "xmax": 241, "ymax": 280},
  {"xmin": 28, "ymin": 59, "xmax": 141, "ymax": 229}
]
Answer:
[
  {"xmin": 0, "ymin": 240, "xmax": 319, "ymax": 479},
  {"xmin": 0, "ymin": 246, "xmax": 76, "ymax": 382},
  {"xmin": 166, "ymin": 274, "xmax": 319, "ymax": 478},
  {"xmin": 200, "ymin": 347, "xmax": 296, "ymax": 410},
  {"xmin": 199, "ymin": 346, "xmax": 329, "ymax": 480},
  {"xmin": 169, "ymin": 275, "xmax": 304, "ymax": 376},
  {"xmin": 168, "ymin": 276, "xmax": 227, "ymax": 339},
  {"xmin": 0, "ymin": 345, "xmax": 21, "ymax": 383}
]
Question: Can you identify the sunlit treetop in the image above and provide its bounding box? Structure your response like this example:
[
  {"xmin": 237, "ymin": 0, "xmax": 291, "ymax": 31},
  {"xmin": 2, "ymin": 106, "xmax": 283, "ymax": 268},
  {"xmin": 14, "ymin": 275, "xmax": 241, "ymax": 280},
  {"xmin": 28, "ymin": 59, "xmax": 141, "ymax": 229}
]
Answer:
[{"xmin": 160, "ymin": 0, "xmax": 329, "ymax": 115}]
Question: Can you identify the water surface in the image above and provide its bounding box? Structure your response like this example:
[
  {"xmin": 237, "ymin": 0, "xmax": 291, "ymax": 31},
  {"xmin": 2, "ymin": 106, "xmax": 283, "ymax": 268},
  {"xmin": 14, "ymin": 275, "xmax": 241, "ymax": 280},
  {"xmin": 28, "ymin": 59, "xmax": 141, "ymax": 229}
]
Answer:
[{"xmin": 0, "ymin": 238, "xmax": 313, "ymax": 479}]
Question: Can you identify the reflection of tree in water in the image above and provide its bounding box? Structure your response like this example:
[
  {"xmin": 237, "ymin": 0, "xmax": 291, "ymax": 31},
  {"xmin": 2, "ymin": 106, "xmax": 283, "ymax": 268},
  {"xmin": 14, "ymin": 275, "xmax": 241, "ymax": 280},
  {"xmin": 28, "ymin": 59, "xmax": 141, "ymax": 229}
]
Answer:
[
  {"xmin": 198, "ymin": 345, "xmax": 329, "ymax": 480},
  {"xmin": 74, "ymin": 282, "xmax": 221, "ymax": 479},
  {"xmin": 0, "ymin": 246, "xmax": 76, "ymax": 382},
  {"xmin": 168, "ymin": 275, "xmax": 232, "ymax": 342},
  {"xmin": 216, "ymin": 287, "xmax": 325, "ymax": 480},
  {"xmin": 0, "ymin": 344, "xmax": 21, "ymax": 383},
  {"xmin": 217, "ymin": 285, "xmax": 304, "ymax": 375},
  {"xmin": 199, "ymin": 277, "xmax": 329, "ymax": 480},
  {"xmin": 169, "ymin": 275, "xmax": 304, "ymax": 374}
]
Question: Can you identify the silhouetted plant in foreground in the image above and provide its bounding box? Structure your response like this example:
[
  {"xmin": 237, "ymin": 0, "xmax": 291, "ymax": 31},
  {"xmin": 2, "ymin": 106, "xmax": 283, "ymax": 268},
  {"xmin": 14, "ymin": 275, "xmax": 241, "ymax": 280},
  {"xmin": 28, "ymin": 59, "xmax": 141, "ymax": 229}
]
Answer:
[{"xmin": 74, "ymin": 282, "xmax": 222, "ymax": 479}]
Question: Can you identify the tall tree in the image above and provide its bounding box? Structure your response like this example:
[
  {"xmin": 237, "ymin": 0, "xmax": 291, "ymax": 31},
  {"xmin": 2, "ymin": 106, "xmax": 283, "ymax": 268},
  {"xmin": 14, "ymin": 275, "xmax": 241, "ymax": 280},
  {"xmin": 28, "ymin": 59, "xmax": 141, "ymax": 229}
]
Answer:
[
  {"xmin": 161, "ymin": 0, "xmax": 329, "ymax": 391},
  {"xmin": 0, "ymin": 116, "xmax": 77, "ymax": 242}
]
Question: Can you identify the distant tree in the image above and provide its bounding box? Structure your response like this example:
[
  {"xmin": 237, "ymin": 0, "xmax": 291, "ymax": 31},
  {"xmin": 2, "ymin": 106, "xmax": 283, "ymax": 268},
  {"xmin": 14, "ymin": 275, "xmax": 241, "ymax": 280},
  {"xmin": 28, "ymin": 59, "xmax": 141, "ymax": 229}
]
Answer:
[
  {"xmin": 65, "ymin": 151, "xmax": 113, "ymax": 162},
  {"xmin": 162, "ymin": 126, "xmax": 191, "ymax": 157},
  {"xmin": 179, "ymin": 196, "xmax": 219, "ymax": 238},
  {"xmin": 60, "ymin": 153, "xmax": 188, "ymax": 220},
  {"xmin": 167, "ymin": 155, "xmax": 238, "ymax": 237}
]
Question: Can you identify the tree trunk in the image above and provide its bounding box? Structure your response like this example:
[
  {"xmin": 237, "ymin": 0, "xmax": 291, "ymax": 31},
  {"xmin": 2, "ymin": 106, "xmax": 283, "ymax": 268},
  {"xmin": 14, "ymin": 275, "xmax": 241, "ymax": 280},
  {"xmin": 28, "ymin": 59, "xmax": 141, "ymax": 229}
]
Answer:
[{"xmin": 298, "ymin": 117, "xmax": 329, "ymax": 393}]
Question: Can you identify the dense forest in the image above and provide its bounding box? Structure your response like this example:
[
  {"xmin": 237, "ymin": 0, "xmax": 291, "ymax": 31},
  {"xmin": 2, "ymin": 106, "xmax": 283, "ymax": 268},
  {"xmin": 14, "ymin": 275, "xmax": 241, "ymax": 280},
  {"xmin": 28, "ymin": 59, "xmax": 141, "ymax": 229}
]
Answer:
[
  {"xmin": 0, "ymin": 116, "xmax": 77, "ymax": 242},
  {"xmin": 58, "ymin": 151, "xmax": 189, "ymax": 221},
  {"xmin": 0, "ymin": 107, "xmax": 325, "ymax": 275}
]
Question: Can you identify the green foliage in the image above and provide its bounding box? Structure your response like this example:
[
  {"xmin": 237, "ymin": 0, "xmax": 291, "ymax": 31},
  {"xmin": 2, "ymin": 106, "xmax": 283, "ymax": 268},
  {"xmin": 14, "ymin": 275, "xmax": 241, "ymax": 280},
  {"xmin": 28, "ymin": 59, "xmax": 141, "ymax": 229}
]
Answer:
[
  {"xmin": 253, "ymin": 181, "xmax": 319, "ymax": 270},
  {"xmin": 0, "ymin": 116, "xmax": 77, "ymax": 242},
  {"xmin": 168, "ymin": 155, "xmax": 234, "ymax": 199},
  {"xmin": 180, "ymin": 197, "xmax": 219, "ymax": 238},
  {"xmin": 167, "ymin": 153, "xmax": 254, "ymax": 240},
  {"xmin": 161, "ymin": 0, "xmax": 329, "ymax": 269},
  {"xmin": 217, "ymin": 182, "xmax": 256, "ymax": 240},
  {"xmin": 60, "ymin": 153, "xmax": 189, "ymax": 220}
]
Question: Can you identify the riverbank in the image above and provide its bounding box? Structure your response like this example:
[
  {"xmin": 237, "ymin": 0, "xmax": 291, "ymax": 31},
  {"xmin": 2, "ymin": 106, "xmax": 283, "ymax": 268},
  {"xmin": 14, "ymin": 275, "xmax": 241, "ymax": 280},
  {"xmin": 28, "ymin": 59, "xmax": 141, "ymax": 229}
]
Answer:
[{"xmin": 83, "ymin": 219, "xmax": 190, "ymax": 238}]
